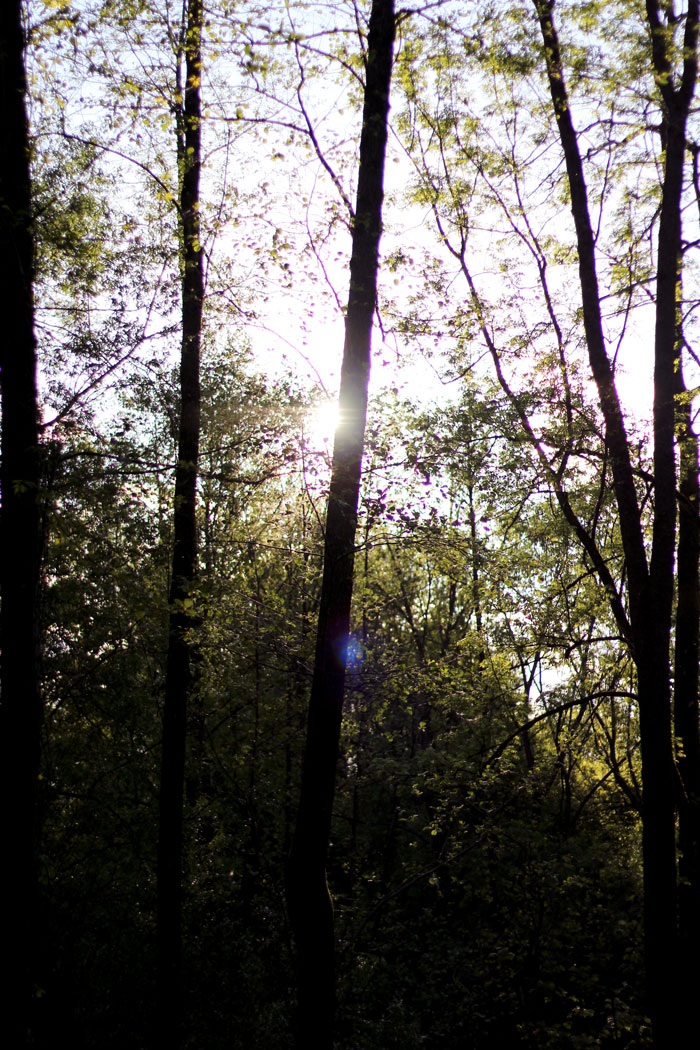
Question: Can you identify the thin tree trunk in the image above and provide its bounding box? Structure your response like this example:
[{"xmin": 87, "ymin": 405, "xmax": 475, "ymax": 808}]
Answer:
[
  {"xmin": 156, "ymin": 1, "xmax": 204, "ymax": 1045},
  {"xmin": 286, "ymin": 2, "xmax": 395, "ymax": 1046},
  {"xmin": 0, "ymin": 2, "xmax": 43, "ymax": 1044},
  {"xmin": 673, "ymin": 309, "xmax": 700, "ymax": 1026}
]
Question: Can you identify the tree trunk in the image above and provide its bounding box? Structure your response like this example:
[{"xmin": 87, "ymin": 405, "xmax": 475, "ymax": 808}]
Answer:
[
  {"xmin": 674, "ymin": 364, "xmax": 700, "ymax": 1016},
  {"xmin": 0, "ymin": 2, "xmax": 43, "ymax": 1044},
  {"xmin": 286, "ymin": 2, "xmax": 395, "ymax": 1046},
  {"xmin": 644, "ymin": 4, "xmax": 699, "ymax": 1040},
  {"xmin": 156, "ymin": 1, "xmax": 204, "ymax": 1045}
]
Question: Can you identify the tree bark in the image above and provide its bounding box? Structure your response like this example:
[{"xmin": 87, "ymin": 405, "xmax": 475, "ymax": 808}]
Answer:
[
  {"xmin": 0, "ymin": 1, "xmax": 43, "ymax": 1044},
  {"xmin": 286, "ymin": 2, "xmax": 395, "ymax": 1046},
  {"xmin": 156, "ymin": 1, "xmax": 204, "ymax": 1046}
]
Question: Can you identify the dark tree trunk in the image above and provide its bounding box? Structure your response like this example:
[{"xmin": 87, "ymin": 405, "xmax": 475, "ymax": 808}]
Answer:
[
  {"xmin": 0, "ymin": 2, "xmax": 43, "ymax": 1044},
  {"xmin": 533, "ymin": 0, "xmax": 699, "ymax": 1044},
  {"xmin": 643, "ymin": 4, "xmax": 699, "ymax": 1041},
  {"xmin": 286, "ymin": 2, "xmax": 395, "ymax": 1046},
  {"xmin": 674, "ymin": 370, "xmax": 700, "ymax": 1014},
  {"xmin": 156, "ymin": 1, "xmax": 204, "ymax": 1046}
]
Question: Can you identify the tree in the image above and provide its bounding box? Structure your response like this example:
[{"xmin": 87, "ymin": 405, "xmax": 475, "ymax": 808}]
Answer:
[
  {"xmin": 0, "ymin": 0, "xmax": 44, "ymax": 1043},
  {"xmin": 531, "ymin": 3, "xmax": 698, "ymax": 1041},
  {"xmin": 394, "ymin": 0, "xmax": 700, "ymax": 1042},
  {"xmin": 285, "ymin": 0, "xmax": 396, "ymax": 1045},
  {"xmin": 156, "ymin": 0, "xmax": 205, "ymax": 1045}
]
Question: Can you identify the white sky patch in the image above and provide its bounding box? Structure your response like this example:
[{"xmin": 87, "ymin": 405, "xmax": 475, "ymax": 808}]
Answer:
[{"xmin": 615, "ymin": 353, "xmax": 654, "ymax": 426}]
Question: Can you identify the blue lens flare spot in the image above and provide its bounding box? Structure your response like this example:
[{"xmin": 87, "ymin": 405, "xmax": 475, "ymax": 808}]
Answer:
[{"xmin": 336, "ymin": 635, "xmax": 364, "ymax": 669}]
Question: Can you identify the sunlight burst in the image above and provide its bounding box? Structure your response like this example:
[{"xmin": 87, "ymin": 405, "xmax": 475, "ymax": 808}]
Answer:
[{"xmin": 306, "ymin": 399, "xmax": 340, "ymax": 448}]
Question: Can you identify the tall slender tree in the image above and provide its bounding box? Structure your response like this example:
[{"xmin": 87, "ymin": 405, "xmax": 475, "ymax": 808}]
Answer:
[
  {"xmin": 530, "ymin": 1, "xmax": 698, "ymax": 1042},
  {"xmin": 0, "ymin": 0, "xmax": 43, "ymax": 1044},
  {"xmin": 393, "ymin": 0, "xmax": 700, "ymax": 1040},
  {"xmin": 286, "ymin": 0, "xmax": 396, "ymax": 1046},
  {"xmin": 156, "ymin": 0, "xmax": 204, "ymax": 1045}
]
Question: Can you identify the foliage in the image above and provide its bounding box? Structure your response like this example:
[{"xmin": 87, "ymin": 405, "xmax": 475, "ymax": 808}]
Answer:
[{"xmin": 8, "ymin": 1, "xmax": 678, "ymax": 1047}]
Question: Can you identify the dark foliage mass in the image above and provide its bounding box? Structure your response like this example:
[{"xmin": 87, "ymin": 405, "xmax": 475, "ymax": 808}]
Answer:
[{"xmin": 31, "ymin": 370, "xmax": 648, "ymax": 1049}]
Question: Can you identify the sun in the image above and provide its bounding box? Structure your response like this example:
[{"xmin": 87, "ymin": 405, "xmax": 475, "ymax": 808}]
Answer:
[{"xmin": 306, "ymin": 398, "xmax": 340, "ymax": 449}]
